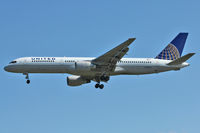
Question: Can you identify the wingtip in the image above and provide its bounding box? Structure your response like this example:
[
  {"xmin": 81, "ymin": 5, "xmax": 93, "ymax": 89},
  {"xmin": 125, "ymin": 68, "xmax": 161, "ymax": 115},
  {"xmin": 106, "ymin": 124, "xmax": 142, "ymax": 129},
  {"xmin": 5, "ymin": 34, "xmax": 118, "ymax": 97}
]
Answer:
[
  {"xmin": 128, "ymin": 38, "xmax": 136, "ymax": 41},
  {"xmin": 189, "ymin": 53, "xmax": 195, "ymax": 56}
]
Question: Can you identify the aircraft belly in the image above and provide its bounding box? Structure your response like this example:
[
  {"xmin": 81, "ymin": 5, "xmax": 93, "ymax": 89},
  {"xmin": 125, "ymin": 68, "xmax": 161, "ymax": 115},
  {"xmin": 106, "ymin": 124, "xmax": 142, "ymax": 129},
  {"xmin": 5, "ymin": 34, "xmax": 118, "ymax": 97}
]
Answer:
[
  {"xmin": 124, "ymin": 66, "xmax": 156, "ymax": 75},
  {"xmin": 112, "ymin": 65, "xmax": 173, "ymax": 75},
  {"xmin": 11, "ymin": 64, "xmax": 72, "ymax": 73},
  {"xmin": 9, "ymin": 64, "xmax": 98, "ymax": 77}
]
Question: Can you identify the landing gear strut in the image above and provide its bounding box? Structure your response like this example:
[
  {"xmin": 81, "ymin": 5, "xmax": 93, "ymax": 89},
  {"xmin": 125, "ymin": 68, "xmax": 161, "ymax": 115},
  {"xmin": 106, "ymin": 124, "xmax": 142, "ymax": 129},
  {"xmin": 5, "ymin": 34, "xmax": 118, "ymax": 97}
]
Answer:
[
  {"xmin": 24, "ymin": 73, "xmax": 30, "ymax": 84},
  {"xmin": 95, "ymin": 83, "xmax": 104, "ymax": 89}
]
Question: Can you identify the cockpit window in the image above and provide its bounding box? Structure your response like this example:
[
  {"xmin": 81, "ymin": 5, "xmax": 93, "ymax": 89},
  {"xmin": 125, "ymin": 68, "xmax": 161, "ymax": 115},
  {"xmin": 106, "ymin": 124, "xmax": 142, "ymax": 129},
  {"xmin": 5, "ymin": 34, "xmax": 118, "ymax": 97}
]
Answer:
[{"xmin": 9, "ymin": 61, "xmax": 17, "ymax": 64}]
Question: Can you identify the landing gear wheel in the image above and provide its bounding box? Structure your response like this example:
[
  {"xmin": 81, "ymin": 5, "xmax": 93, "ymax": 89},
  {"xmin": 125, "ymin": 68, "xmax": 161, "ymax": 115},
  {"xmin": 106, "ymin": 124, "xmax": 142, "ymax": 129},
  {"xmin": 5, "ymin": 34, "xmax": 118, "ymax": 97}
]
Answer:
[
  {"xmin": 99, "ymin": 84, "xmax": 104, "ymax": 89},
  {"xmin": 26, "ymin": 80, "xmax": 30, "ymax": 84},
  {"xmin": 95, "ymin": 84, "xmax": 99, "ymax": 88}
]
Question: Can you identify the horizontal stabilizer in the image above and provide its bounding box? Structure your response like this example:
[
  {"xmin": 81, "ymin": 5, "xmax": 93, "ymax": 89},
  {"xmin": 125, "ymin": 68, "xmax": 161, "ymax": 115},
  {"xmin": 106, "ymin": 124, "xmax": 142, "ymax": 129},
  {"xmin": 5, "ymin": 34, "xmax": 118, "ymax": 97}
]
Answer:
[{"xmin": 167, "ymin": 53, "xmax": 195, "ymax": 65}]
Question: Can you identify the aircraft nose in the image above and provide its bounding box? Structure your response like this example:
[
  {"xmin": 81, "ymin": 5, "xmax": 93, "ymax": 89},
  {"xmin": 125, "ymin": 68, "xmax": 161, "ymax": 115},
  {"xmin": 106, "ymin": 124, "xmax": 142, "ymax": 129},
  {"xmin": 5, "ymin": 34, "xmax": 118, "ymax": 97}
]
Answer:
[{"xmin": 4, "ymin": 65, "xmax": 10, "ymax": 72}]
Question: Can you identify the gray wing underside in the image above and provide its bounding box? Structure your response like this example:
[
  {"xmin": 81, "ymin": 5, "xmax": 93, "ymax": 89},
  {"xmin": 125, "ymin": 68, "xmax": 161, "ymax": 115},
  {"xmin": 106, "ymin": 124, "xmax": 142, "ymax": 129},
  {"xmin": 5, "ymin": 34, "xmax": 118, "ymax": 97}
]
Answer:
[{"xmin": 92, "ymin": 38, "xmax": 136, "ymax": 73}]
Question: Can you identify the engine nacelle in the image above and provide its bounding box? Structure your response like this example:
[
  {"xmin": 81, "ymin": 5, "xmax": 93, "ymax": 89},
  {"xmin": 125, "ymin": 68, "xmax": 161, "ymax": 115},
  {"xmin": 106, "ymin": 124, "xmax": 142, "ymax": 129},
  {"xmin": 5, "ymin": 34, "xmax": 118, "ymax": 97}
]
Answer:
[
  {"xmin": 75, "ymin": 61, "xmax": 96, "ymax": 71},
  {"xmin": 67, "ymin": 75, "xmax": 90, "ymax": 86}
]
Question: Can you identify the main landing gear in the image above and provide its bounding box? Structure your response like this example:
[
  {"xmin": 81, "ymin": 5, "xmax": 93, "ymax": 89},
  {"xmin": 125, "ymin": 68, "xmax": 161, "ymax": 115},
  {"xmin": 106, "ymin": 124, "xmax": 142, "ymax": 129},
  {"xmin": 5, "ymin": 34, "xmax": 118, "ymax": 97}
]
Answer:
[
  {"xmin": 95, "ymin": 83, "xmax": 104, "ymax": 89},
  {"xmin": 23, "ymin": 73, "xmax": 30, "ymax": 84},
  {"xmin": 94, "ymin": 75, "xmax": 109, "ymax": 89}
]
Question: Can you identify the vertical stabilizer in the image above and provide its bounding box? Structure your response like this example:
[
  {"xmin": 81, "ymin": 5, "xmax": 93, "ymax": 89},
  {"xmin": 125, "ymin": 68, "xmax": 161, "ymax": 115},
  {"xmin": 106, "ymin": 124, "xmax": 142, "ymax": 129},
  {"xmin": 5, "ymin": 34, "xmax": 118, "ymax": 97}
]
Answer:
[{"xmin": 155, "ymin": 33, "xmax": 188, "ymax": 60}]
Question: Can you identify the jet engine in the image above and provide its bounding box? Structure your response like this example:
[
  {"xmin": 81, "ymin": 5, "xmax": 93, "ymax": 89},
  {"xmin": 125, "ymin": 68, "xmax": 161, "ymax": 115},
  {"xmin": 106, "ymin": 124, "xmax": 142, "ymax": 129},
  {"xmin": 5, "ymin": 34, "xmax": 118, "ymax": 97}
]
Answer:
[
  {"xmin": 75, "ymin": 61, "xmax": 96, "ymax": 71},
  {"xmin": 67, "ymin": 75, "xmax": 90, "ymax": 86}
]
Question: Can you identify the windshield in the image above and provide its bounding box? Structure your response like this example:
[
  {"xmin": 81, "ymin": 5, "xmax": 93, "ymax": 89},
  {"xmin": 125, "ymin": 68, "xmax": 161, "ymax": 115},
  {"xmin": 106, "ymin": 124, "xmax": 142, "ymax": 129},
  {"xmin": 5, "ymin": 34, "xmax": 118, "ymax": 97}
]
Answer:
[{"xmin": 9, "ymin": 61, "xmax": 17, "ymax": 64}]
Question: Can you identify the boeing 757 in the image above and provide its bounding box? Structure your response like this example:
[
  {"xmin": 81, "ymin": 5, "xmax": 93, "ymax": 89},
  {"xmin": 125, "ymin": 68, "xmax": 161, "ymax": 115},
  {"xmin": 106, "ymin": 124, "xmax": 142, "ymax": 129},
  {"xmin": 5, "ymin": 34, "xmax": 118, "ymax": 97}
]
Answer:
[{"xmin": 4, "ymin": 33, "xmax": 195, "ymax": 89}]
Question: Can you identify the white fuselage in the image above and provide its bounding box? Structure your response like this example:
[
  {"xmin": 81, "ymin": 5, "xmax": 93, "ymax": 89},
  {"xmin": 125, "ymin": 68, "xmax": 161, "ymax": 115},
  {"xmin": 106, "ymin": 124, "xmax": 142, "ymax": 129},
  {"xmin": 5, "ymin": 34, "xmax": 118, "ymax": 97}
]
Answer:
[{"xmin": 4, "ymin": 57, "xmax": 189, "ymax": 77}]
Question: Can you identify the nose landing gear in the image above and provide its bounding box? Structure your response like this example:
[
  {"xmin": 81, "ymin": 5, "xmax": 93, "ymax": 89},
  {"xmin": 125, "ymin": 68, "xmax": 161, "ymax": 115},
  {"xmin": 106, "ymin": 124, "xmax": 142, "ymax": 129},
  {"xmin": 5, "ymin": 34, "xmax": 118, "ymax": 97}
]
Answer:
[{"xmin": 23, "ymin": 73, "xmax": 30, "ymax": 84}]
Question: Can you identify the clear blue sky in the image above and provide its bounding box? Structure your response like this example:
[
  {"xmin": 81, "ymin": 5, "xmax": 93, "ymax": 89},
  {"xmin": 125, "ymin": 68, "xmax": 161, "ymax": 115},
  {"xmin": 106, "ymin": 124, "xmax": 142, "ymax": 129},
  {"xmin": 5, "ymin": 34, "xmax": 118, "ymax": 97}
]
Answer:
[{"xmin": 0, "ymin": 0, "xmax": 199, "ymax": 133}]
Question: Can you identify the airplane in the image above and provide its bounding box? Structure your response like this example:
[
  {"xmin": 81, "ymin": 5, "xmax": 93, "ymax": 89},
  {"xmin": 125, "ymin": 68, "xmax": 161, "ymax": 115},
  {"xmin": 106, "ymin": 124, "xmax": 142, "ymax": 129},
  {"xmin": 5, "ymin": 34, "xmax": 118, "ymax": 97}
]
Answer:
[{"xmin": 4, "ymin": 33, "xmax": 195, "ymax": 89}]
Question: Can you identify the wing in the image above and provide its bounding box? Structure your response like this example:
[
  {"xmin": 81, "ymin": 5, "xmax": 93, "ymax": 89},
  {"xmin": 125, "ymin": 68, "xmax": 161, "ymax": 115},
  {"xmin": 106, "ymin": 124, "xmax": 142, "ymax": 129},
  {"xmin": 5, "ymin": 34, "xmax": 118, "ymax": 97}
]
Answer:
[{"xmin": 92, "ymin": 38, "xmax": 136, "ymax": 73}]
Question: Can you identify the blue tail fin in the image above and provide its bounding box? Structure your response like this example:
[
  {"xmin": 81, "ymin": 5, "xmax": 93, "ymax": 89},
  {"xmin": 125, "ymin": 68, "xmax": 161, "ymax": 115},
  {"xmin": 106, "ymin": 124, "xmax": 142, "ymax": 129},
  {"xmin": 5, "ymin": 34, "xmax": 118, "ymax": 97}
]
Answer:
[{"xmin": 155, "ymin": 33, "xmax": 188, "ymax": 60}]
